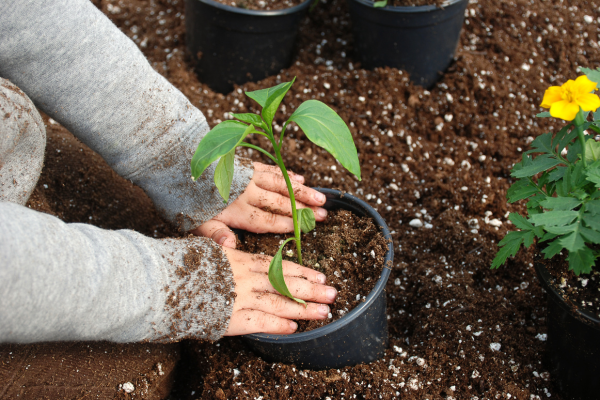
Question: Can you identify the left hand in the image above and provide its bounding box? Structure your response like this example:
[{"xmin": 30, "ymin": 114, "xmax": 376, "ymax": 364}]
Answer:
[{"xmin": 191, "ymin": 162, "xmax": 328, "ymax": 248}]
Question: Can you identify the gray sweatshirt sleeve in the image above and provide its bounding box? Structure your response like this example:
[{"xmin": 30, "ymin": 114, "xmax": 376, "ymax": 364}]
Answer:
[
  {"xmin": 0, "ymin": 201, "xmax": 235, "ymax": 343},
  {"xmin": 0, "ymin": 0, "xmax": 253, "ymax": 232}
]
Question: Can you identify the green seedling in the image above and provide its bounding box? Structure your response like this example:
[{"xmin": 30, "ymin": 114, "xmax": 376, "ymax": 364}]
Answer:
[{"xmin": 191, "ymin": 78, "xmax": 361, "ymax": 304}]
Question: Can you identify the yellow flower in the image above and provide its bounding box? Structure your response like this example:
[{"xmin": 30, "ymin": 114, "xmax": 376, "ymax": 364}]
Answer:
[{"xmin": 540, "ymin": 75, "xmax": 600, "ymax": 121}]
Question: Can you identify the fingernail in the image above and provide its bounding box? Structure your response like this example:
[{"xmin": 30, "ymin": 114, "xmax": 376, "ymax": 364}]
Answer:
[
  {"xmin": 317, "ymin": 273, "xmax": 326, "ymax": 284},
  {"xmin": 318, "ymin": 304, "xmax": 330, "ymax": 317},
  {"xmin": 217, "ymin": 236, "xmax": 227, "ymax": 245},
  {"xmin": 314, "ymin": 192, "xmax": 326, "ymax": 203},
  {"xmin": 317, "ymin": 208, "xmax": 327, "ymax": 218},
  {"xmin": 326, "ymin": 287, "xmax": 337, "ymax": 302},
  {"xmin": 289, "ymin": 321, "xmax": 298, "ymax": 331}
]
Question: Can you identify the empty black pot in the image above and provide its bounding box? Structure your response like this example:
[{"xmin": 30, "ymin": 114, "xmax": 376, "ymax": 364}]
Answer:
[
  {"xmin": 346, "ymin": 0, "xmax": 468, "ymax": 88},
  {"xmin": 242, "ymin": 188, "xmax": 393, "ymax": 370},
  {"xmin": 184, "ymin": 0, "xmax": 310, "ymax": 94},
  {"xmin": 535, "ymin": 262, "xmax": 600, "ymax": 400}
]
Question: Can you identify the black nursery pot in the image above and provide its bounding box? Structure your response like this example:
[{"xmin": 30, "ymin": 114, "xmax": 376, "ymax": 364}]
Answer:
[
  {"xmin": 242, "ymin": 188, "xmax": 393, "ymax": 370},
  {"xmin": 535, "ymin": 262, "xmax": 600, "ymax": 400},
  {"xmin": 184, "ymin": 0, "xmax": 310, "ymax": 94},
  {"xmin": 346, "ymin": 0, "xmax": 468, "ymax": 88}
]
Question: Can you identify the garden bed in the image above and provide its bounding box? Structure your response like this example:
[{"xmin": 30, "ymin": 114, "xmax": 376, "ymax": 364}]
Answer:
[{"xmin": 9, "ymin": 0, "xmax": 600, "ymax": 398}]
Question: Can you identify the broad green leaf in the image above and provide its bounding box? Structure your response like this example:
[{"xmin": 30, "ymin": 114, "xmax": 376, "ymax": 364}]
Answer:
[
  {"xmin": 268, "ymin": 238, "xmax": 306, "ymax": 305},
  {"xmin": 491, "ymin": 231, "xmax": 527, "ymax": 269},
  {"xmin": 539, "ymin": 197, "xmax": 582, "ymax": 211},
  {"xmin": 536, "ymin": 112, "xmax": 552, "ymax": 118},
  {"xmin": 297, "ymin": 208, "xmax": 316, "ymax": 234},
  {"xmin": 585, "ymin": 140, "xmax": 600, "ymax": 163},
  {"xmin": 581, "ymin": 67, "xmax": 600, "ymax": 86},
  {"xmin": 507, "ymin": 179, "xmax": 539, "ymax": 203},
  {"xmin": 511, "ymin": 154, "xmax": 561, "ymax": 179},
  {"xmin": 246, "ymin": 79, "xmax": 295, "ymax": 127},
  {"xmin": 245, "ymin": 80, "xmax": 292, "ymax": 108},
  {"xmin": 232, "ymin": 113, "xmax": 268, "ymax": 132},
  {"xmin": 508, "ymin": 212, "xmax": 533, "ymax": 230},
  {"xmin": 289, "ymin": 100, "xmax": 361, "ymax": 180},
  {"xmin": 214, "ymin": 149, "xmax": 235, "ymax": 202},
  {"xmin": 191, "ymin": 121, "xmax": 251, "ymax": 180},
  {"xmin": 560, "ymin": 230, "xmax": 585, "ymax": 252},
  {"xmin": 567, "ymin": 246, "xmax": 595, "ymax": 275},
  {"xmin": 373, "ymin": 0, "xmax": 387, "ymax": 6},
  {"xmin": 542, "ymin": 238, "xmax": 564, "ymax": 258},
  {"xmin": 580, "ymin": 226, "xmax": 600, "ymax": 244},
  {"xmin": 529, "ymin": 210, "xmax": 578, "ymax": 227}
]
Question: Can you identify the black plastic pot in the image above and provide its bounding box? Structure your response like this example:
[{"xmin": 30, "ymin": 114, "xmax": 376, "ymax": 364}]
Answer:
[
  {"xmin": 346, "ymin": 0, "xmax": 468, "ymax": 88},
  {"xmin": 242, "ymin": 188, "xmax": 393, "ymax": 369},
  {"xmin": 184, "ymin": 0, "xmax": 310, "ymax": 94},
  {"xmin": 535, "ymin": 262, "xmax": 600, "ymax": 400}
]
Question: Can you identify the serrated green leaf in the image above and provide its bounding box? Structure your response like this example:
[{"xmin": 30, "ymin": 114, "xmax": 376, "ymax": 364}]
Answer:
[
  {"xmin": 214, "ymin": 149, "xmax": 235, "ymax": 202},
  {"xmin": 539, "ymin": 196, "xmax": 582, "ymax": 211},
  {"xmin": 491, "ymin": 231, "xmax": 527, "ymax": 269},
  {"xmin": 268, "ymin": 238, "xmax": 306, "ymax": 305},
  {"xmin": 527, "ymin": 132, "xmax": 554, "ymax": 155},
  {"xmin": 583, "ymin": 210, "xmax": 600, "ymax": 231},
  {"xmin": 567, "ymin": 246, "xmax": 595, "ymax": 275},
  {"xmin": 522, "ymin": 230, "xmax": 536, "ymax": 248},
  {"xmin": 508, "ymin": 213, "xmax": 533, "ymax": 230},
  {"xmin": 585, "ymin": 199, "xmax": 600, "ymax": 215},
  {"xmin": 581, "ymin": 67, "xmax": 600, "ymax": 87},
  {"xmin": 585, "ymin": 140, "xmax": 600, "ymax": 163},
  {"xmin": 507, "ymin": 179, "xmax": 539, "ymax": 203},
  {"xmin": 511, "ymin": 154, "xmax": 561, "ymax": 179},
  {"xmin": 297, "ymin": 208, "xmax": 316, "ymax": 234},
  {"xmin": 540, "ymin": 231, "xmax": 558, "ymax": 242},
  {"xmin": 191, "ymin": 121, "xmax": 252, "ymax": 180},
  {"xmin": 558, "ymin": 165, "xmax": 571, "ymax": 196},
  {"xmin": 542, "ymin": 238, "xmax": 564, "ymax": 258},
  {"xmin": 586, "ymin": 161, "xmax": 600, "ymax": 188},
  {"xmin": 544, "ymin": 223, "xmax": 579, "ymax": 235},
  {"xmin": 560, "ymin": 230, "xmax": 585, "ymax": 252},
  {"xmin": 580, "ymin": 226, "xmax": 600, "ymax": 244},
  {"xmin": 232, "ymin": 113, "xmax": 268, "ymax": 132},
  {"xmin": 529, "ymin": 210, "xmax": 578, "ymax": 227},
  {"xmin": 555, "ymin": 125, "xmax": 576, "ymax": 155},
  {"xmin": 548, "ymin": 166, "xmax": 566, "ymax": 182},
  {"xmin": 536, "ymin": 112, "xmax": 552, "ymax": 118},
  {"xmin": 289, "ymin": 100, "xmax": 361, "ymax": 180},
  {"xmin": 567, "ymin": 138, "xmax": 582, "ymax": 163}
]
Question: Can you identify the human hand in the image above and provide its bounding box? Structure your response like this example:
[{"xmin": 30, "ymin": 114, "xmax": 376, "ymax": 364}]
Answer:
[
  {"xmin": 222, "ymin": 247, "xmax": 336, "ymax": 335},
  {"xmin": 192, "ymin": 162, "xmax": 328, "ymax": 248}
]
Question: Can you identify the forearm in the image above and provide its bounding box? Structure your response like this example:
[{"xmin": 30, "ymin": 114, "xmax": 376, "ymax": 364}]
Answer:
[
  {"xmin": 0, "ymin": 0, "xmax": 253, "ymax": 231},
  {"xmin": 0, "ymin": 202, "xmax": 234, "ymax": 343}
]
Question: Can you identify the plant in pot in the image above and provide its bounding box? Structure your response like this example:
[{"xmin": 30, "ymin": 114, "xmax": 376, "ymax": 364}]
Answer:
[
  {"xmin": 492, "ymin": 69, "xmax": 600, "ymax": 400},
  {"xmin": 184, "ymin": 0, "xmax": 311, "ymax": 94},
  {"xmin": 190, "ymin": 78, "xmax": 394, "ymax": 369},
  {"xmin": 346, "ymin": 0, "xmax": 468, "ymax": 88}
]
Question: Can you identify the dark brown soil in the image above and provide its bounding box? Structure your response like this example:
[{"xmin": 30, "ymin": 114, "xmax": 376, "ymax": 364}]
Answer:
[
  {"xmin": 237, "ymin": 209, "xmax": 387, "ymax": 331},
  {"xmin": 6, "ymin": 0, "xmax": 600, "ymax": 398}
]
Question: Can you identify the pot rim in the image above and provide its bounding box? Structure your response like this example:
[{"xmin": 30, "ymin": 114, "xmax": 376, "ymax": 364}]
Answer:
[
  {"xmin": 194, "ymin": 0, "xmax": 311, "ymax": 16},
  {"xmin": 348, "ymin": 0, "xmax": 466, "ymax": 13},
  {"xmin": 245, "ymin": 188, "xmax": 393, "ymax": 344},
  {"xmin": 535, "ymin": 260, "xmax": 600, "ymax": 327}
]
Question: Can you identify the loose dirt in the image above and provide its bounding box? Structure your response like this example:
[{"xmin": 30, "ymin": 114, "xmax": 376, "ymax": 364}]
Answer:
[{"xmin": 6, "ymin": 0, "xmax": 600, "ymax": 398}]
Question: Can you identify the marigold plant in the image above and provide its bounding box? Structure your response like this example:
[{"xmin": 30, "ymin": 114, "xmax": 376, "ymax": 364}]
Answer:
[{"xmin": 492, "ymin": 68, "xmax": 600, "ymax": 275}]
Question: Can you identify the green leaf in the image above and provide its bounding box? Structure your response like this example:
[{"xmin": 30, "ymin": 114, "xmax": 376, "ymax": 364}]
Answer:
[
  {"xmin": 511, "ymin": 154, "xmax": 561, "ymax": 179},
  {"xmin": 586, "ymin": 161, "xmax": 600, "ymax": 188},
  {"xmin": 507, "ymin": 179, "xmax": 539, "ymax": 203},
  {"xmin": 580, "ymin": 226, "xmax": 600, "ymax": 244},
  {"xmin": 527, "ymin": 132, "xmax": 554, "ymax": 155},
  {"xmin": 594, "ymin": 108, "xmax": 600, "ymax": 123},
  {"xmin": 560, "ymin": 230, "xmax": 585, "ymax": 252},
  {"xmin": 567, "ymin": 138, "xmax": 582, "ymax": 163},
  {"xmin": 268, "ymin": 238, "xmax": 306, "ymax": 305},
  {"xmin": 556, "ymin": 124, "xmax": 576, "ymax": 155},
  {"xmin": 540, "ymin": 232, "xmax": 558, "ymax": 243},
  {"xmin": 508, "ymin": 212, "xmax": 533, "ymax": 230},
  {"xmin": 567, "ymin": 246, "xmax": 595, "ymax": 275},
  {"xmin": 539, "ymin": 196, "xmax": 582, "ymax": 211},
  {"xmin": 232, "ymin": 113, "xmax": 268, "ymax": 132},
  {"xmin": 246, "ymin": 79, "xmax": 296, "ymax": 128},
  {"xmin": 214, "ymin": 149, "xmax": 235, "ymax": 202},
  {"xmin": 528, "ymin": 210, "xmax": 578, "ymax": 227},
  {"xmin": 191, "ymin": 121, "xmax": 252, "ymax": 180},
  {"xmin": 585, "ymin": 199, "xmax": 600, "ymax": 215},
  {"xmin": 491, "ymin": 231, "xmax": 527, "ymax": 269},
  {"xmin": 373, "ymin": 0, "xmax": 387, "ymax": 6},
  {"xmin": 585, "ymin": 140, "xmax": 600, "ymax": 163},
  {"xmin": 581, "ymin": 67, "xmax": 600, "ymax": 86},
  {"xmin": 289, "ymin": 99, "xmax": 361, "ymax": 180},
  {"xmin": 548, "ymin": 166, "xmax": 566, "ymax": 182},
  {"xmin": 297, "ymin": 208, "xmax": 316, "ymax": 234},
  {"xmin": 542, "ymin": 238, "xmax": 564, "ymax": 258},
  {"xmin": 536, "ymin": 112, "xmax": 552, "ymax": 118},
  {"xmin": 544, "ymin": 223, "xmax": 579, "ymax": 235},
  {"xmin": 583, "ymin": 211, "xmax": 600, "ymax": 231}
]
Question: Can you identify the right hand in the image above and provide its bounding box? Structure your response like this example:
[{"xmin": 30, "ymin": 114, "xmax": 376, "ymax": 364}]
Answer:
[{"xmin": 222, "ymin": 247, "xmax": 337, "ymax": 336}]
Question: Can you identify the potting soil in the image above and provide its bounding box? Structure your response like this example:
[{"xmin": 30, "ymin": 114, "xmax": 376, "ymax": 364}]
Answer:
[{"xmin": 4, "ymin": 0, "xmax": 599, "ymax": 398}]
